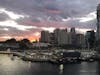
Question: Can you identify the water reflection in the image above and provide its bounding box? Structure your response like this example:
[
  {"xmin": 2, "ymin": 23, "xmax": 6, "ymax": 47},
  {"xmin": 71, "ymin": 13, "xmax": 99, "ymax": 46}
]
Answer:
[
  {"xmin": 97, "ymin": 61, "xmax": 100, "ymax": 75},
  {"xmin": 0, "ymin": 54, "xmax": 99, "ymax": 75},
  {"xmin": 59, "ymin": 64, "xmax": 64, "ymax": 75}
]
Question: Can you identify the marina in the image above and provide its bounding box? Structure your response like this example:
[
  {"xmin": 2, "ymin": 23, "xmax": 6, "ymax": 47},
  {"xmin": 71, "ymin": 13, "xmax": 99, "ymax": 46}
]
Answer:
[{"xmin": 0, "ymin": 49, "xmax": 98, "ymax": 64}]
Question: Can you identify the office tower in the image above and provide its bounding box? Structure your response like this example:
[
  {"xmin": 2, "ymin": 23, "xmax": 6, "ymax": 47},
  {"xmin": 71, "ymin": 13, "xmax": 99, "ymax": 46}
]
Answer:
[
  {"xmin": 85, "ymin": 30, "xmax": 95, "ymax": 48},
  {"xmin": 70, "ymin": 27, "xmax": 77, "ymax": 45},
  {"xmin": 54, "ymin": 28, "xmax": 60, "ymax": 44},
  {"xmin": 54, "ymin": 28, "xmax": 69, "ymax": 45},
  {"xmin": 49, "ymin": 33, "xmax": 55, "ymax": 44},
  {"xmin": 76, "ymin": 34, "xmax": 85, "ymax": 48},
  {"xmin": 40, "ymin": 31, "xmax": 50, "ymax": 43}
]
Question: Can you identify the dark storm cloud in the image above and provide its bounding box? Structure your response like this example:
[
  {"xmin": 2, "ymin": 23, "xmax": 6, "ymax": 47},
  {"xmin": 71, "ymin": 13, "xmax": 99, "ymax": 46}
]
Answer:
[
  {"xmin": 0, "ymin": 0, "xmax": 99, "ymax": 16},
  {"xmin": 0, "ymin": 0, "xmax": 98, "ymax": 20}
]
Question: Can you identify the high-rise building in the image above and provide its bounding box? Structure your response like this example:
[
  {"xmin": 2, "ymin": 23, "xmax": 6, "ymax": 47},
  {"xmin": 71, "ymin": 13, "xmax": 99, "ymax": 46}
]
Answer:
[
  {"xmin": 76, "ymin": 34, "xmax": 85, "ymax": 48},
  {"xmin": 85, "ymin": 30, "xmax": 95, "ymax": 48},
  {"xmin": 49, "ymin": 33, "xmax": 55, "ymax": 44},
  {"xmin": 97, "ymin": 4, "xmax": 100, "ymax": 40},
  {"xmin": 70, "ymin": 27, "xmax": 76, "ymax": 33},
  {"xmin": 54, "ymin": 28, "xmax": 60, "ymax": 44},
  {"xmin": 40, "ymin": 28, "xmax": 86, "ymax": 48},
  {"xmin": 59, "ymin": 29, "xmax": 69, "ymax": 45},
  {"xmin": 40, "ymin": 31, "xmax": 50, "ymax": 43},
  {"xmin": 54, "ymin": 28, "xmax": 69, "ymax": 45},
  {"xmin": 70, "ymin": 27, "xmax": 77, "ymax": 45}
]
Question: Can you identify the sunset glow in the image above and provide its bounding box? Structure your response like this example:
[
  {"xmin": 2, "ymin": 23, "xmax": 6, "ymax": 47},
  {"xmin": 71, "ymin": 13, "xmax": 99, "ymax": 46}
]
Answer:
[{"xmin": 0, "ymin": 0, "xmax": 98, "ymax": 42}]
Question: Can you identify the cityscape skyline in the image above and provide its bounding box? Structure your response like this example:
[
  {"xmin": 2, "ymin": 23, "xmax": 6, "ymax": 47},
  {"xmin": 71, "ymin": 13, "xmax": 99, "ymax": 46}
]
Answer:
[
  {"xmin": 0, "ymin": 0, "xmax": 99, "ymax": 41},
  {"xmin": 0, "ymin": 1, "xmax": 100, "ymax": 75}
]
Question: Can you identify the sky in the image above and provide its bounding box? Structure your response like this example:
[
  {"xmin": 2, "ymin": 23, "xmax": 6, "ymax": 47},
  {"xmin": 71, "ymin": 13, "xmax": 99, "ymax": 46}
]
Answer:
[{"xmin": 0, "ymin": 0, "xmax": 99, "ymax": 42}]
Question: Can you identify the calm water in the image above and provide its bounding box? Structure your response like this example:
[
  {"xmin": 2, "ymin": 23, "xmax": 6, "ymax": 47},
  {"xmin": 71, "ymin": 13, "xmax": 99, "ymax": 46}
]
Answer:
[{"xmin": 0, "ymin": 54, "xmax": 100, "ymax": 75}]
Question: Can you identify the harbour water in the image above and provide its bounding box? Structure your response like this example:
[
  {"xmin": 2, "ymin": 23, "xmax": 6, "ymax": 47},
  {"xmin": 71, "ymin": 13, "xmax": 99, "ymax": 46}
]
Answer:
[{"xmin": 0, "ymin": 54, "xmax": 100, "ymax": 75}]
